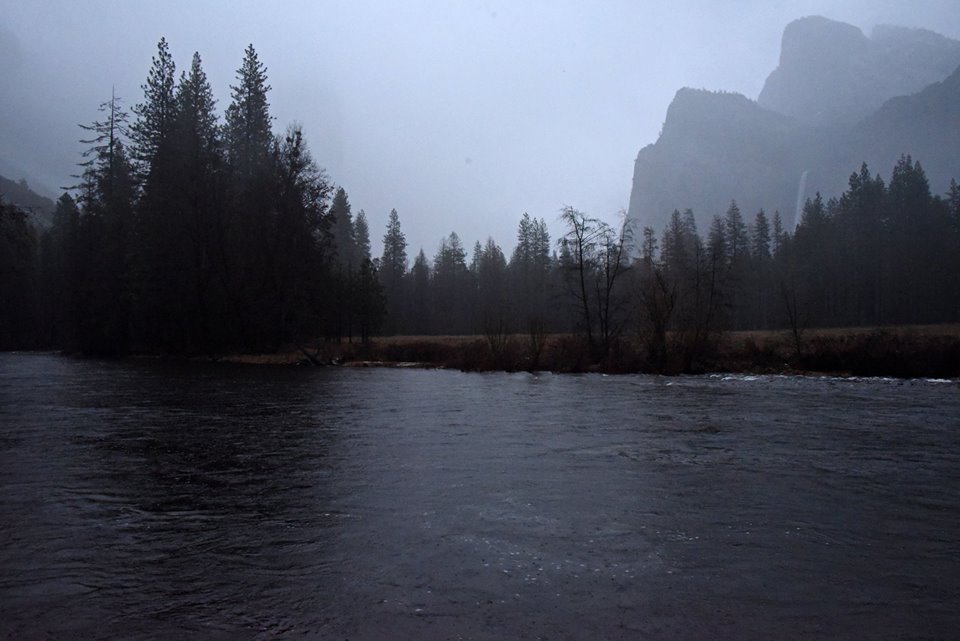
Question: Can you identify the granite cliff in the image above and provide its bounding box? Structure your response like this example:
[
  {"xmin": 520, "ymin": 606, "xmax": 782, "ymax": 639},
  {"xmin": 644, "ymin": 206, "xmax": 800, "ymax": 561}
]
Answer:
[{"xmin": 628, "ymin": 17, "xmax": 960, "ymax": 236}]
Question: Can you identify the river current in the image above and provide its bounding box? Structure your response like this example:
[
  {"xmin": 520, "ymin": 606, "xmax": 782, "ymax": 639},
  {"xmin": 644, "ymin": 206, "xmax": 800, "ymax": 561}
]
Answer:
[{"xmin": 1, "ymin": 353, "xmax": 958, "ymax": 640}]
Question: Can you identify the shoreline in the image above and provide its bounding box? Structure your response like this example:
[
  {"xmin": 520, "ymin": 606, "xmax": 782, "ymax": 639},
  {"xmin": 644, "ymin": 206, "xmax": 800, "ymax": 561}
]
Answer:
[{"xmin": 198, "ymin": 324, "xmax": 960, "ymax": 379}]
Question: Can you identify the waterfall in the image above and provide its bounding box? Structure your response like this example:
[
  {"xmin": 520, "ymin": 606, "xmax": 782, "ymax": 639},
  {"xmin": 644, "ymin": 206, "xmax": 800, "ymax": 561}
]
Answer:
[{"xmin": 793, "ymin": 170, "xmax": 809, "ymax": 232}]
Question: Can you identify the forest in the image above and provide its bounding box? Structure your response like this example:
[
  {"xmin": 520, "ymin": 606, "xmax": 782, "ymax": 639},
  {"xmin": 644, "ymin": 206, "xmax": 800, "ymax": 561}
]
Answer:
[{"xmin": 2, "ymin": 40, "xmax": 959, "ymax": 372}]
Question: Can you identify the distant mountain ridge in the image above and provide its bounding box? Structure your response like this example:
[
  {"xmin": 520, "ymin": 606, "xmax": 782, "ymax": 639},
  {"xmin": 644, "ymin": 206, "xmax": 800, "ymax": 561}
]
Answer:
[
  {"xmin": 850, "ymin": 62, "xmax": 960, "ymax": 197},
  {"xmin": 627, "ymin": 16, "xmax": 960, "ymax": 236},
  {"xmin": 759, "ymin": 16, "xmax": 960, "ymax": 127},
  {"xmin": 0, "ymin": 174, "xmax": 55, "ymax": 227}
]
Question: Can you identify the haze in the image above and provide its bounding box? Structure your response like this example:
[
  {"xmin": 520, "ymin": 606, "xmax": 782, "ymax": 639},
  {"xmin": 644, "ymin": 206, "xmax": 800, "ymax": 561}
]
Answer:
[{"xmin": 2, "ymin": 0, "xmax": 959, "ymax": 257}]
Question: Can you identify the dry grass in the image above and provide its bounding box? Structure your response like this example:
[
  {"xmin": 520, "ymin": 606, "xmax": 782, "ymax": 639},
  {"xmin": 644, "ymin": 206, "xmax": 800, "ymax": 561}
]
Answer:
[
  {"xmin": 718, "ymin": 325, "xmax": 960, "ymax": 377},
  {"xmin": 209, "ymin": 325, "xmax": 960, "ymax": 378}
]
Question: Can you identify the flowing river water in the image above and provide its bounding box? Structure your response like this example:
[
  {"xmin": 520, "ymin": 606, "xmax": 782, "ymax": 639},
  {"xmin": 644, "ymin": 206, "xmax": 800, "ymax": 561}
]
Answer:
[{"xmin": 1, "ymin": 353, "xmax": 958, "ymax": 640}]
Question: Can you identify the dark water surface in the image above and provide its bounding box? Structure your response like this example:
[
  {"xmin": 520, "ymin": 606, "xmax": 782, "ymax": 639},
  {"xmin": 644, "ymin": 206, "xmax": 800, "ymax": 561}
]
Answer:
[{"xmin": 1, "ymin": 353, "xmax": 958, "ymax": 640}]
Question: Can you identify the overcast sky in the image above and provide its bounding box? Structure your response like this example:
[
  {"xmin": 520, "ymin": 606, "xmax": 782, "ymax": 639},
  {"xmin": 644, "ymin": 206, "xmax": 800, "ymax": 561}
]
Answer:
[{"xmin": 2, "ymin": 0, "xmax": 959, "ymax": 258}]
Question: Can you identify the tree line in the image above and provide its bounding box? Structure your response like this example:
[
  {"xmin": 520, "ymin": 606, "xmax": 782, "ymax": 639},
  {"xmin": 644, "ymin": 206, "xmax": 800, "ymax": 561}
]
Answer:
[
  {"xmin": 2, "ymin": 40, "xmax": 385, "ymax": 354},
  {"xmin": 2, "ymin": 40, "xmax": 958, "ymax": 366},
  {"xmin": 369, "ymin": 155, "xmax": 958, "ymax": 370},
  {"xmin": 596, "ymin": 156, "xmax": 960, "ymax": 370}
]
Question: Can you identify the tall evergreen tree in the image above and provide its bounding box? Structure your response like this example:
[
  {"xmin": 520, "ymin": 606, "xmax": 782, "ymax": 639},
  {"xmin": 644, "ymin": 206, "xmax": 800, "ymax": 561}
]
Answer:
[
  {"xmin": 169, "ymin": 51, "xmax": 224, "ymax": 352},
  {"xmin": 269, "ymin": 124, "xmax": 332, "ymax": 347},
  {"xmin": 0, "ymin": 196, "xmax": 39, "ymax": 348},
  {"xmin": 131, "ymin": 38, "xmax": 185, "ymax": 349},
  {"xmin": 723, "ymin": 201, "xmax": 748, "ymax": 265},
  {"xmin": 326, "ymin": 187, "xmax": 356, "ymax": 340},
  {"xmin": 475, "ymin": 237, "xmax": 508, "ymax": 331},
  {"xmin": 379, "ymin": 208, "xmax": 407, "ymax": 333},
  {"xmin": 408, "ymin": 248, "xmax": 432, "ymax": 334},
  {"xmin": 432, "ymin": 231, "xmax": 471, "ymax": 334},
  {"xmin": 751, "ymin": 210, "xmax": 771, "ymax": 260},
  {"xmin": 948, "ymin": 179, "xmax": 960, "ymax": 227},
  {"xmin": 772, "ymin": 210, "xmax": 786, "ymax": 255},
  {"xmin": 225, "ymin": 45, "xmax": 273, "ymax": 181},
  {"xmin": 509, "ymin": 213, "xmax": 552, "ymax": 330},
  {"xmin": 354, "ymin": 209, "xmax": 371, "ymax": 262},
  {"xmin": 747, "ymin": 209, "xmax": 773, "ymax": 328},
  {"xmin": 790, "ymin": 193, "xmax": 835, "ymax": 326},
  {"xmin": 887, "ymin": 155, "xmax": 937, "ymax": 322},
  {"xmin": 946, "ymin": 179, "xmax": 960, "ymax": 318},
  {"xmin": 328, "ymin": 187, "xmax": 356, "ymax": 269},
  {"xmin": 75, "ymin": 94, "xmax": 136, "ymax": 354},
  {"xmin": 223, "ymin": 44, "xmax": 277, "ymax": 345},
  {"xmin": 354, "ymin": 257, "xmax": 385, "ymax": 343},
  {"xmin": 707, "ymin": 215, "xmax": 728, "ymax": 267},
  {"xmin": 130, "ymin": 38, "xmax": 177, "ymax": 179},
  {"xmin": 834, "ymin": 164, "xmax": 885, "ymax": 324},
  {"xmin": 38, "ymin": 193, "xmax": 81, "ymax": 347}
]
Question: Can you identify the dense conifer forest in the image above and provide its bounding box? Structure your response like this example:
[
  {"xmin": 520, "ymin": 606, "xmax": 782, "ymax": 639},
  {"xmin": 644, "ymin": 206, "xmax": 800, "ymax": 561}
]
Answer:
[{"xmin": 2, "ymin": 40, "xmax": 959, "ymax": 370}]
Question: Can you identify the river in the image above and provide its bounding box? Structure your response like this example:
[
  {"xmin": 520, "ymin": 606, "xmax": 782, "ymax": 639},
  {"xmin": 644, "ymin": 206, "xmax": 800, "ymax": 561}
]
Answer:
[{"xmin": 1, "ymin": 353, "xmax": 958, "ymax": 640}]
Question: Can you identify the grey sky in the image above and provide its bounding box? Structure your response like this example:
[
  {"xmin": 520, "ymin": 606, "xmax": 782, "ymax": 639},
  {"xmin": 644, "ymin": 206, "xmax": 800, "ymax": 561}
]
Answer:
[{"xmin": 2, "ymin": 0, "xmax": 959, "ymax": 258}]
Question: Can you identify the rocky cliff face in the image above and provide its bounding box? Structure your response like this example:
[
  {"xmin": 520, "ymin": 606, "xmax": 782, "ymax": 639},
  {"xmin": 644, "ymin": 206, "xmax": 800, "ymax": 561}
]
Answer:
[
  {"xmin": 628, "ymin": 89, "xmax": 819, "ymax": 234},
  {"xmin": 627, "ymin": 17, "xmax": 960, "ymax": 238},
  {"xmin": 758, "ymin": 16, "xmax": 960, "ymax": 127}
]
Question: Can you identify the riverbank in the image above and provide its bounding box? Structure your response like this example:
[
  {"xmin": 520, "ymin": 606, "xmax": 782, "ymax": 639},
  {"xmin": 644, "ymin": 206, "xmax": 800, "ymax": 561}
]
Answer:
[{"xmin": 213, "ymin": 325, "xmax": 960, "ymax": 378}]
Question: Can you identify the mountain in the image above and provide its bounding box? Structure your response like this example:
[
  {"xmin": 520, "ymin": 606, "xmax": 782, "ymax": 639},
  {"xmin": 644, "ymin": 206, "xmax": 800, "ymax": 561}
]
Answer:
[
  {"xmin": 758, "ymin": 16, "xmax": 960, "ymax": 127},
  {"xmin": 0, "ymin": 174, "xmax": 56, "ymax": 228},
  {"xmin": 850, "ymin": 63, "xmax": 960, "ymax": 195},
  {"xmin": 627, "ymin": 89, "xmax": 823, "ymax": 234},
  {"xmin": 627, "ymin": 17, "xmax": 960, "ymax": 237}
]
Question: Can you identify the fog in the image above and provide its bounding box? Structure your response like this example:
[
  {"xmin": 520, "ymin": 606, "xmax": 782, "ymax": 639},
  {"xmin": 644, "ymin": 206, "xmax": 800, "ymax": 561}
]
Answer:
[{"xmin": 2, "ymin": 0, "xmax": 959, "ymax": 257}]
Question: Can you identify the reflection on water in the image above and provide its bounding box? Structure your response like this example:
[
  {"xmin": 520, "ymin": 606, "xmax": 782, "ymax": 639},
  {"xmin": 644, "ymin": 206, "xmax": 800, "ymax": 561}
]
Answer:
[{"xmin": 1, "ymin": 354, "xmax": 958, "ymax": 639}]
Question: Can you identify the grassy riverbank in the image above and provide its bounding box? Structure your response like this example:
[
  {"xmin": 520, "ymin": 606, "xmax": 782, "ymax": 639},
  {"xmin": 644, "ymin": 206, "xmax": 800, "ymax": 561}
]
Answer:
[{"xmin": 214, "ymin": 325, "xmax": 960, "ymax": 378}]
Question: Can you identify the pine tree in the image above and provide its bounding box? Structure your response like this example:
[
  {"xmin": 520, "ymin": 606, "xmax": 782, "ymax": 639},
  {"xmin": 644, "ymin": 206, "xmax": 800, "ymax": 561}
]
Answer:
[
  {"xmin": 75, "ymin": 94, "xmax": 136, "ymax": 354},
  {"xmin": 661, "ymin": 209, "xmax": 699, "ymax": 279},
  {"xmin": 225, "ymin": 45, "xmax": 273, "ymax": 182},
  {"xmin": 130, "ymin": 38, "xmax": 177, "ymax": 180},
  {"xmin": 270, "ymin": 125, "xmax": 332, "ymax": 347},
  {"xmin": 772, "ymin": 210, "xmax": 785, "ymax": 255},
  {"xmin": 0, "ymin": 196, "xmax": 39, "ymax": 348},
  {"xmin": 354, "ymin": 209, "xmax": 371, "ymax": 262},
  {"xmin": 325, "ymin": 187, "xmax": 356, "ymax": 340},
  {"xmin": 792, "ymin": 193, "xmax": 835, "ymax": 326},
  {"xmin": 509, "ymin": 213, "xmax": 552, "ymax": 330},
  {"xmin": 835, "ymin": 164, "xmax": 885, "ymax": 324},
  {"xmin": 38, "ymin": 193, "xmax": 81, "ymax": 347},
  {"xmin": 169, "ymin": 51, "xmax": 224, "ymax": 351},
  {"xmin": 947, "ymin": 179, "xmax": 960, "ymax": 318},
  {"xmin": 328, "ymin": 187, "xmax": 356, "ymax": 269},
  {"xmin": 948, "ymin": 179, "xmax": 960, "ymax": 226},
  {"xmin": 640, "ymin": 226, "xmax": 658, "ymax": 263},
  {"xmin": 223, "ymin": 44, "xmax": 276, "ymax": 346},
  {"xmin": 887, "ymin": 155, "xmax": 936, "ymax": 323},
  {"xmin": 131, "ymin": 39, "xmax": 186, "ymax": 350},
  {"xmin": 748, "ymin": 210, "xmax": 773, "ymax": 328},
  {"xmin": 470, "ymin": 240, "xmax": 483, "ymax": 276},
  {"xmin": 354, "ymin": 258, "xmax": 385, "ymax": 342},
  {"xmin": 379, "ymin": 208, "xmax": 407, "ymax": 333},
  {"xmin": 476, "ymin": 237, "xmax": 508, "ymax": 331},
  {"xmin": 409, "ymin": 248, "xmax": 431, "ymax": 334},
  {"xmin": 707, "ymin": 215, "xmax": 727, "ymax": 266},
  {"xmin": 751, "ymin": 210, "xmax": 771, "ymax": 260},
  {"xmin": 511, "ymin": 213, "xmax": 534, "ymax": 267},
  {"xmin": 723, "ymin": 200, "xmax": 748, "ymax": 265},
  {"xmin": 706, "ymin": 214, "xmax": 733, "ymax": 326},
  {"xmin": 380, "ymin": 208, "xmax": 407, "ymax": 281},
  {"xmin": 432, "ymin": 231, "xmax": 471, "ymax": 334}
]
